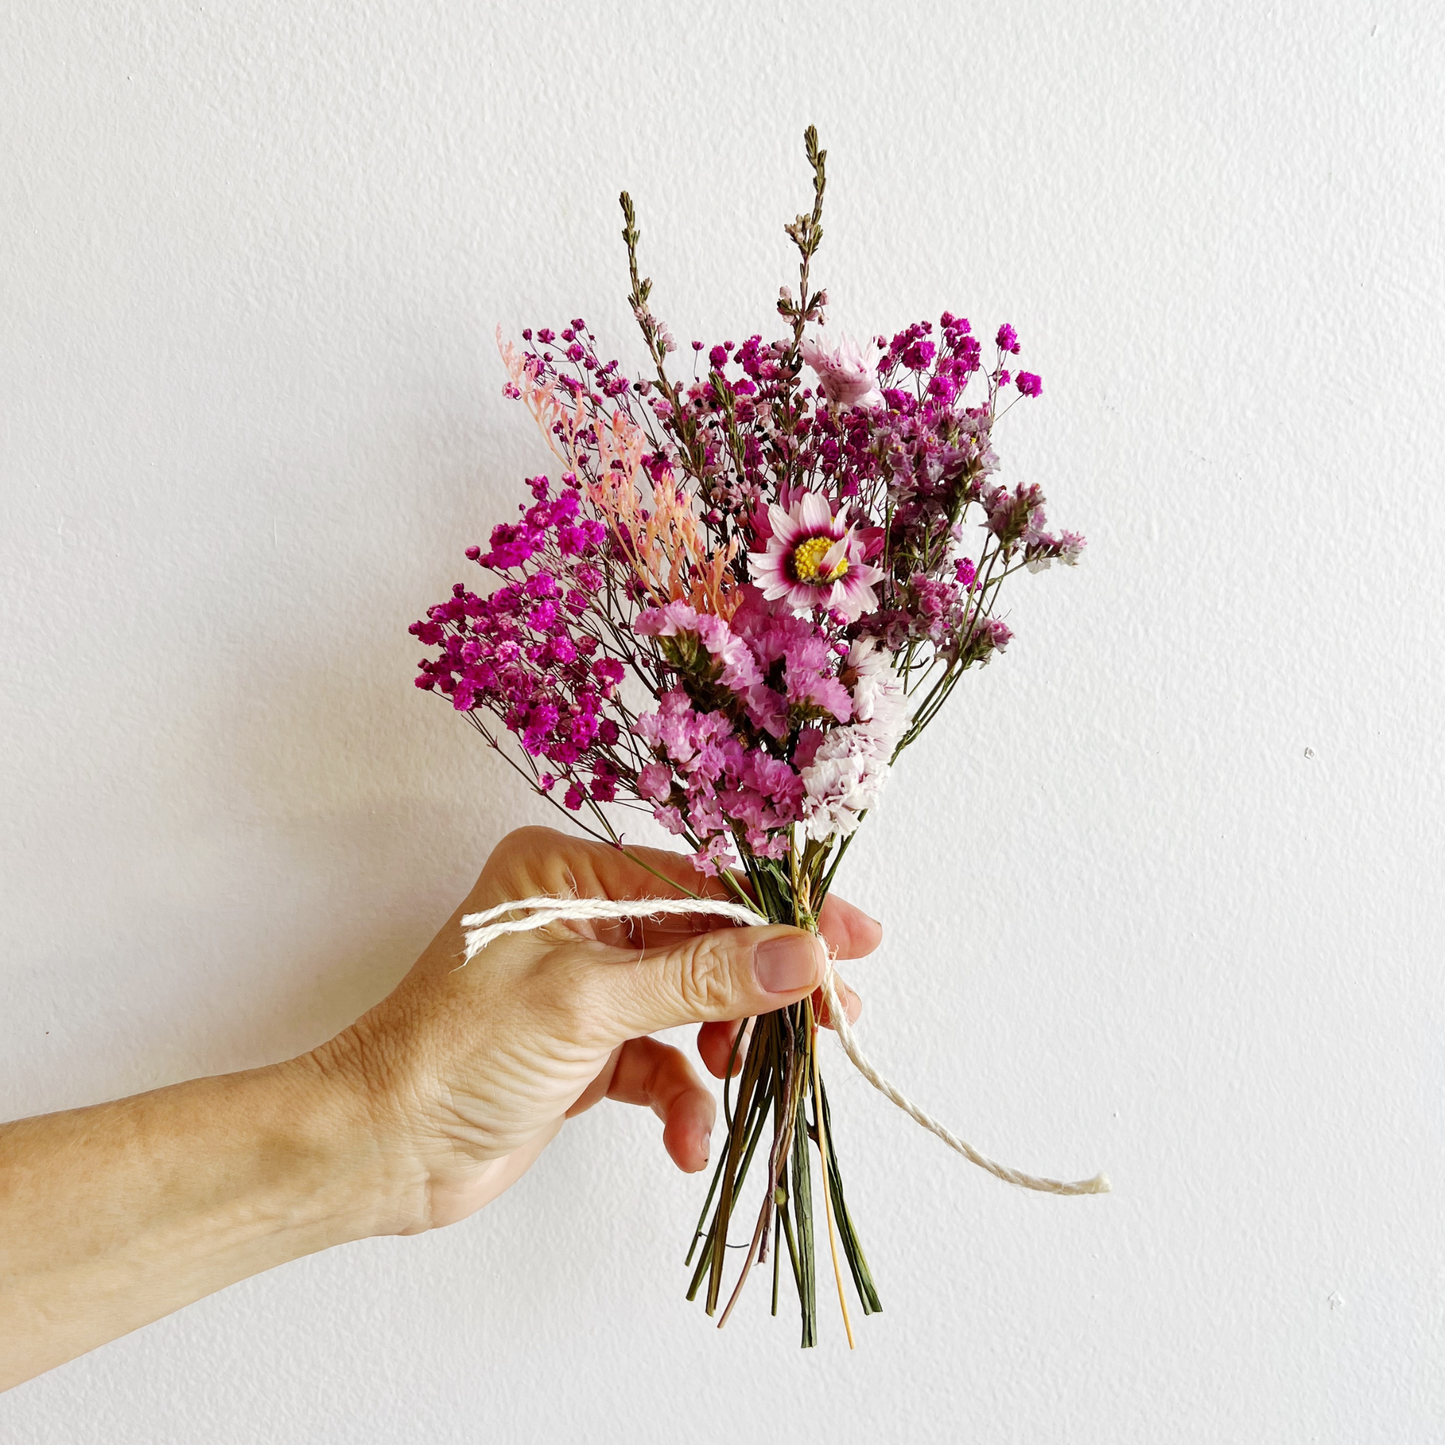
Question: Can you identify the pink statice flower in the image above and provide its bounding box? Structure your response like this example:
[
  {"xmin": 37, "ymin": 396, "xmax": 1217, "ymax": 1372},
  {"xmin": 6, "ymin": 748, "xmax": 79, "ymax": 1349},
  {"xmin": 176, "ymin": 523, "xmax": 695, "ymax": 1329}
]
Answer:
[
  {"xmin": 652, "ymin": 803, "xmax": 686, "ymax": 835},
  {"xmin": 975, "ymin": 618, "xmax": 1012, "ymax": 655},
  {"xmin": 1024, "ymin": 529, "xmax": 1087, "ymax": 572},
  {"xmin": 750, "ymin": 492, "xmax": 884, "ymax": 623},
  {"xmin": 691, "ymin": 833, "xmax": 735, "ymax": 877},
  {"xmin": 633, "ymin": 684, "xmax": 808, "ymax": 862},
  {"xmin": 634, "ymin": 601, "xmax": 762, "ymax": 691},
  {"xmin": 801, "ymin": 334, "xmax": 884, "ymax": 409},
  {"xmin": 636, "ymin": 761, "xmax": 673, "ymax": 801},
  {"xmin": 731, "ymin": 587, "xmax": 853, "ymax": 727}
]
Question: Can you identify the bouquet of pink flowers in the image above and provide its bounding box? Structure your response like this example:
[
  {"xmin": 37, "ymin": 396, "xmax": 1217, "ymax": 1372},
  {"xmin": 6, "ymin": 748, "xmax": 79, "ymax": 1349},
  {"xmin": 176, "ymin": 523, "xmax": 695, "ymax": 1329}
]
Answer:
[{"xmin": 412, "ymin": 129, "xmax": 1085, "ymax": 1345}]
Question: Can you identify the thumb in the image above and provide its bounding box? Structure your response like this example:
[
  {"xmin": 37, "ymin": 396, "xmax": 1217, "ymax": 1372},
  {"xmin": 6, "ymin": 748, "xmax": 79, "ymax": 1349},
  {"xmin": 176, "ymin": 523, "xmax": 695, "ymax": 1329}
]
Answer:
[{"xmin": 594, "ymin": 923, "xmax": 827, "ymax": 1039}]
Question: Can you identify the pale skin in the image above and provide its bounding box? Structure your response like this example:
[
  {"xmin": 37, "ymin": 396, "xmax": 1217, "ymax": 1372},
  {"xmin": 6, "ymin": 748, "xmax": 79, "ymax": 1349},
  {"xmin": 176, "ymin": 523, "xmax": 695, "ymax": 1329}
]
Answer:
[{"xmin": 0, "ymin": 826, "xmax": 875, "ymax": 1393}]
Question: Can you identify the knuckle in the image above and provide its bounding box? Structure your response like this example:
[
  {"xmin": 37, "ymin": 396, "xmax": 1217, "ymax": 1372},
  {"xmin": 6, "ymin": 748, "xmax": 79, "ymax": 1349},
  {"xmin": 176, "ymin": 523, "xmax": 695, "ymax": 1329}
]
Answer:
[
  {"xmin": 478, "ymin": 825, "xmax": 559, "ymax": 890},
  {"xmin": 500, "ymin": 824, "xmax": 559, "ymax": 853},
  {"xmin": 676, "ymin": 934, "xmax": 738, "ymax": 1017}
]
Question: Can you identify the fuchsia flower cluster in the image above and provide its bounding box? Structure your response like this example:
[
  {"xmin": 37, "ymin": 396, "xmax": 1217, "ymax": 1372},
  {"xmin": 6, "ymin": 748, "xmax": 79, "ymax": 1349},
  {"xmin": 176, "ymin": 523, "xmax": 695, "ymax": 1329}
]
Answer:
[{"xmin": 412, "ymin": 196, "xmax": 1082, "ymax": 882}]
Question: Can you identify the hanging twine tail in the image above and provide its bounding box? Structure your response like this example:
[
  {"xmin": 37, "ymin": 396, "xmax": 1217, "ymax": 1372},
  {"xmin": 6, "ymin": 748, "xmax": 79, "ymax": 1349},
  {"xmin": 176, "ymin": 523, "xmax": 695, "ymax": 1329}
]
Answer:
[
  {"xmin": 459, "ymin": 894, "xmax": 1110, "ymax": 1197},
  {"xmin": 815, "ymin": 967, "xmax": 1110, "ymax": 1196}
]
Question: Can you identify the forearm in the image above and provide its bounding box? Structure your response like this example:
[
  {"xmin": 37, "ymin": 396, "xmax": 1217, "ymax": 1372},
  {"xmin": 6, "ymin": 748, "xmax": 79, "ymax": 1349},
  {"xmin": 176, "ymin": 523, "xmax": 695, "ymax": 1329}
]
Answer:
[
  {"xmin": 0, "ymin": 830, "xmax": 859, "ymax": 1393},
  {"xmin": 0, "ymin": 1055, "xmax": 413, "ymax": 1392}
]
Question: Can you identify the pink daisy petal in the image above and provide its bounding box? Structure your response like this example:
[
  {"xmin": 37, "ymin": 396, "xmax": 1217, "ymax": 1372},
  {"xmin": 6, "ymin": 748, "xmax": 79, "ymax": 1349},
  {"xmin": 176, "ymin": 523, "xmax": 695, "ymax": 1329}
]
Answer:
[
  {"xmin": 798, "ymin": 493, "xmax": 836, "ymax": 533},
  {"xmin": 820, "ymin": 535, "xmax": 850, "ymax": 573},
  {"xmin": 768, "ymin": 502, "xmax": 806, "ymax": 546}
]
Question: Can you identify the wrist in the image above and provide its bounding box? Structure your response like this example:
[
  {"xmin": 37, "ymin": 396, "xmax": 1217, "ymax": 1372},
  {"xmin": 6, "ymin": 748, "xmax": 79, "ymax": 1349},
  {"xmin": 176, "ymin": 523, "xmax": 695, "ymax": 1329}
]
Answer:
[{"xmin": 294, "ymin": 1026, "xmax": 433, "ymax": 1238}]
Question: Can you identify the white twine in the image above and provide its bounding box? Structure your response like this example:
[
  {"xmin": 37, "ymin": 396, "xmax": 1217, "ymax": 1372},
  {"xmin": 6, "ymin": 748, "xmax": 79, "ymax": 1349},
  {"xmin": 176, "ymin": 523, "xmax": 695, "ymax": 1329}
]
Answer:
[{"xmin": 460, "ymin": 894, "xmax": 1110, "ymax": 1198}]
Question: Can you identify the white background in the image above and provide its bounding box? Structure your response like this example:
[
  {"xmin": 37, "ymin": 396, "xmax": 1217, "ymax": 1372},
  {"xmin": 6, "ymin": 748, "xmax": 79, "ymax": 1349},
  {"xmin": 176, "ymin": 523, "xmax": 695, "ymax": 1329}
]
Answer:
[{"xmin": 3, "ymin": 2, "xmax": 1442, "ymax": 1440}]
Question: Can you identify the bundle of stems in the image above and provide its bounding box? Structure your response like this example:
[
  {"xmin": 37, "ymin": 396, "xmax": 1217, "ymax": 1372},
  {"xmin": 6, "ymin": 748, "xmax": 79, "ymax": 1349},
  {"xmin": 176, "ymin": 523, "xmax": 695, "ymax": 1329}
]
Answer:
[{"xmin": 687, "ymin": 837, "xmax": 880, "ymax": 1346}]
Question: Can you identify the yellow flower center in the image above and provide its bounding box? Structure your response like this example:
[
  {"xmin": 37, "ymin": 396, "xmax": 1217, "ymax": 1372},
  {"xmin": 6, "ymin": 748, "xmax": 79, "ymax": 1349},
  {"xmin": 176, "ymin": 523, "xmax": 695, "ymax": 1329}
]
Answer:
[{"xmin": 791, "ymin": 534, "xmax": 848, "ymax": 585}]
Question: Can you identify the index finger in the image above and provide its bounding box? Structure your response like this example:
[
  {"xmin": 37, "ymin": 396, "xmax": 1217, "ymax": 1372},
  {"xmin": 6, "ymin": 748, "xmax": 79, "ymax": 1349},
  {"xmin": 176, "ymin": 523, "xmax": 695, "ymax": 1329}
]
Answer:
[
  {"xmin": 597, "ymin": 839, "xmax": 883, "ymax": 960},
  {"xmin": 482, "ymin": 827, "xmax": 880, "ymax": 959}
]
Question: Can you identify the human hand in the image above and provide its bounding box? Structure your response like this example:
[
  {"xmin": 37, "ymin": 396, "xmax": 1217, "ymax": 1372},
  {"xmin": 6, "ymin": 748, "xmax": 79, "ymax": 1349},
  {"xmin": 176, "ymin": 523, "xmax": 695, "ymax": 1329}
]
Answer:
[{"xmin": 313, "ymin": 826, "xmax": 879, "ymax": 1233}]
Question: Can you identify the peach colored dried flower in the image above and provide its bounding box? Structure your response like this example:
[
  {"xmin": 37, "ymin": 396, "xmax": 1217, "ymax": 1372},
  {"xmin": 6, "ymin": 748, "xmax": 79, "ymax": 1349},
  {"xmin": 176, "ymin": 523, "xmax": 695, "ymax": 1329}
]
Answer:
[{"xmin": 498, "ymin": 330, "xmax": 739, "ymax": 618}]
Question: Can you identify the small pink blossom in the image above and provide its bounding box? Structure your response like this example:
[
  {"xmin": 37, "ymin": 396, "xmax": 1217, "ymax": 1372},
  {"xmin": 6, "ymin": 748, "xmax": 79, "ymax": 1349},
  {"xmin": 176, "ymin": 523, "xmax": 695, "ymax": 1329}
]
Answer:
[
  {"xmin": 1058, "ymin": 531, "xmax": 1086, "ymax": 564},
  {"xmin": 634, "ymin": 600, "xmax": 701, "ymax": 637},
  {"xmin": 801, "ymin": 334, "xmax": 884, "ymax": 409},
  {"xmin": 652, "ymin": 803, "xmax": 686, "ymax": 835},
  {"xmin": 637, "ymin": 761, "xmax": 673, "ymax": 801},
  {"xmin": 694, "ymin": 614, "xmax": 762, "ymax": 691},
  {"xmin": 690, "ymin": 834, "xmax": 735, "ymax": 877},
  {"xmin": 978, "ymin": 618, "xmax": 1012, "ymax": 653}
]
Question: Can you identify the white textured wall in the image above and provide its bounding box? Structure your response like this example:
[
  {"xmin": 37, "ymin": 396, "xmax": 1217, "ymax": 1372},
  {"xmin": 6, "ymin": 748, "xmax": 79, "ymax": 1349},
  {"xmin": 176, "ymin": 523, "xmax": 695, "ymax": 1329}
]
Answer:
[{"xmin": 3, "ymin": 2, "xmax": 1442, "ymax": 1439}]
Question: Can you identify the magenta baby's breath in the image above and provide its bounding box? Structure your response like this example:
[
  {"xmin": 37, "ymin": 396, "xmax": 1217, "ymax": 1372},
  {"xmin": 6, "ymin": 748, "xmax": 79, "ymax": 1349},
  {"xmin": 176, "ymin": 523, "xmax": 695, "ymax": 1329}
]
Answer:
[{"xmin": 412, "ymin": 127, "xmax": 1083, "ymax": 1347}]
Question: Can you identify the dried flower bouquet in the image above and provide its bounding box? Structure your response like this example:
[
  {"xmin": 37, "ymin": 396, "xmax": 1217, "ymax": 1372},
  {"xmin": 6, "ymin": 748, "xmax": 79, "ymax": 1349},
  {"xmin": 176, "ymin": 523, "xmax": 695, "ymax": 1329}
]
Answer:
[{"xmin": 411, "ymin": 128, "xmax": 1084, "ymax": 1345}]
